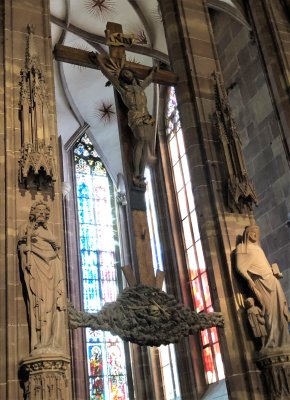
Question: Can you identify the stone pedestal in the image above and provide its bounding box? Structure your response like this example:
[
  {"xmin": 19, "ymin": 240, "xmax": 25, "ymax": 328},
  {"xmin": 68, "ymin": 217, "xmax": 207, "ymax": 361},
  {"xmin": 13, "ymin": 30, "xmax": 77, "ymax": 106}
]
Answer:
[
  {"xmin": 20, "ymin": 355, "xmax": 70, "ymax": 400},
  {"xmin": 257, "ymin": 348, "xmax": 290, "ymax": 400}
]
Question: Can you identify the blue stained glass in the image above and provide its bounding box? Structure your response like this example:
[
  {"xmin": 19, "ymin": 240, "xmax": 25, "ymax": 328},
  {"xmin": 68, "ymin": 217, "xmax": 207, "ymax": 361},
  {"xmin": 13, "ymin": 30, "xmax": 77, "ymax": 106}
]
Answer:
[
  {"xmin": 83, "ymin": 279, "xmax": 101, "ymax": 312},
  {"xmin": 80, "ymin": 232, "xmax": 99, "ymax": 252},
  {"xmin": 74, "ymin": 143, "xmax": 85, "ymax": 155},
  {"xmin": 81, "ymin": 251, "xmax": 98, "ymax": 280},
  {"xmin": 78, "ymin": 198, "xmax": 94, "ymax": 224},
  {"xmin": 77, "ymin": 180, "xmax": 90, "ymax": 198}
]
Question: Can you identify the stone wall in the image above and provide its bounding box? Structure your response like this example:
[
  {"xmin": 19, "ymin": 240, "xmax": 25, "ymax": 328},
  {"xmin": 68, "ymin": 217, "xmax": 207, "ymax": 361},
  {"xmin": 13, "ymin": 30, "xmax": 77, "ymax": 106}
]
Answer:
[{"xmin": 211, "ymin": 10, "xmax": 290, "ymax": 301}]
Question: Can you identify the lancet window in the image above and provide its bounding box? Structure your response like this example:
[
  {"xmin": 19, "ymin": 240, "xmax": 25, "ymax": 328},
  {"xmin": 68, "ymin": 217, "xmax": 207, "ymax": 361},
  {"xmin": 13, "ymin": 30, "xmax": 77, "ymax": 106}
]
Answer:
[
  {"xmin": 145, "ymin": 168, "xmax": 181, "ymax": 399},
  {"xmin": 73, "ymin": 133, "xmax": 129, "ymax": 399},
  {"xmin": 166, "ymin": 88, "xmax": 225, "ymax": 384}
]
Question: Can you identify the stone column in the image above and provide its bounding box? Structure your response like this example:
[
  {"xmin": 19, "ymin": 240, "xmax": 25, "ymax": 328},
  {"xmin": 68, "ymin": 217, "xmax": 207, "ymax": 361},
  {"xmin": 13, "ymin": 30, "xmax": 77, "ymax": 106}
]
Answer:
[
  {"xmin": 159, "ymin": 0, "xmax": 266, "ymax": 398},
  {"xmin": 247, "ymin": 0, "xmax": 290, "ymax": 163},
  {"xmin": 0, "ymin": 1, "xmax": 71, "ymax": 398}
]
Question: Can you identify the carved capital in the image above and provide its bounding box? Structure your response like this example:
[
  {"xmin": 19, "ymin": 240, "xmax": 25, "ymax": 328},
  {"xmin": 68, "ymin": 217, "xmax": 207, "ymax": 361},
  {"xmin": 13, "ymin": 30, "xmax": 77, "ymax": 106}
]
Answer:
[{"xmin": 20, "ymin": 355, "xmax": 71, "ymax": 400}]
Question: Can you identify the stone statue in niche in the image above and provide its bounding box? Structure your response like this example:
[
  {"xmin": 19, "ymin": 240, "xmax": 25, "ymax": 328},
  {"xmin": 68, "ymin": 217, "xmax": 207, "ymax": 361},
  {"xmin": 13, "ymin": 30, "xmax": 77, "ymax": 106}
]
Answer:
[
  {"xmin": 236, "ymin": 225, "xmax": 290, "ymax": 350},
  {"xmin": 90, "ymin": 52, "xmax": 157, "ymax": 189},
  {"xmin": 18, "ymin": 201, "xmax": 66, "ymax": 355}
]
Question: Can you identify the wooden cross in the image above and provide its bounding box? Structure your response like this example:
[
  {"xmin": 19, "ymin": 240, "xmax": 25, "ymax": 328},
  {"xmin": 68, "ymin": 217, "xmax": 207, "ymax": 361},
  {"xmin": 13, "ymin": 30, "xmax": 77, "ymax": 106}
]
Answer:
[
  {"xmin": 54, "ymin": 46, "xmax": 177, "ymax": 86},
  {"xmin": 54, "ymin": 22, "xmax": 175, "ymax": 287}
]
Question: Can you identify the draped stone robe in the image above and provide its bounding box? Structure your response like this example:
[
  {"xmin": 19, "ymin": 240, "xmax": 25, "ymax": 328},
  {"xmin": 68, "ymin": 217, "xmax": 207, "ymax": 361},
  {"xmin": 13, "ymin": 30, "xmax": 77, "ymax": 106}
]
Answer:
[
  {"xmin": 237, "ymin": 242, "xmax": 289, "ymax": 349},
  {"xmin": 18, "ymin": 223, "xmax": 66, "ymax": 355}
]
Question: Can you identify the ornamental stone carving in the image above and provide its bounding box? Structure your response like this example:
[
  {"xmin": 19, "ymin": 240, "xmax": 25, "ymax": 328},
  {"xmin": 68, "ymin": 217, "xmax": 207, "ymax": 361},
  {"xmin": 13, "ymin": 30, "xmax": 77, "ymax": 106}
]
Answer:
[
  {"xmin": 18, "ymin": 25, "xmax": 56, "ymax": 189},
  {"xmin": 214, "ymin": 72, "xmax": 258, "ymax": 212},
  {"xmin": 20, "ymin": 355, "xmax": 70, "ymax": 400},
  {"xmin": 68, "ymin": 284, "xmax": 224, "ymax": 347}
]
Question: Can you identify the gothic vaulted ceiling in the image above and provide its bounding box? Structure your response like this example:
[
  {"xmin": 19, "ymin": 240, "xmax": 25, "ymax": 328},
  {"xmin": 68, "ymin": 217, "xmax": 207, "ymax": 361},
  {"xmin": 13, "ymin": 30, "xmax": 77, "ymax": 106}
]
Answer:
[{"xmin": 50, "ymin": 0, "xmax": 247, "ymax": 184}]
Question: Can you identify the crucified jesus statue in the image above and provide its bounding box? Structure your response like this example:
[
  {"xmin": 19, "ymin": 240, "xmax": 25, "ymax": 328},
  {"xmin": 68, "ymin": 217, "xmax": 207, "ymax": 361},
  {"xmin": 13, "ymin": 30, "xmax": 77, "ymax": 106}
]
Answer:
[{"xmin": 90, "ymin": 52, "xmax": 158, "ymax": 188}]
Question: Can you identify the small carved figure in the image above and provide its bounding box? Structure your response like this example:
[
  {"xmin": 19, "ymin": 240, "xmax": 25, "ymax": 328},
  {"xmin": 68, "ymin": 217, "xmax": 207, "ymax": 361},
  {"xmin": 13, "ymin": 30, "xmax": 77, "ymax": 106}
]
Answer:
[
  {"xmin": 18, "ymin": 201, "xmax": 66, "ymax": 355},
  {"xmin": 91, "ymin": 52, "xmax": 157, "ymax": 188},
  {"xmin": 236, "ymin": 225, "xmax": 290, "ymax": 349},
  {"xmin": 245, "ymin": 297, "xmax": 267, "ymax": 338}
]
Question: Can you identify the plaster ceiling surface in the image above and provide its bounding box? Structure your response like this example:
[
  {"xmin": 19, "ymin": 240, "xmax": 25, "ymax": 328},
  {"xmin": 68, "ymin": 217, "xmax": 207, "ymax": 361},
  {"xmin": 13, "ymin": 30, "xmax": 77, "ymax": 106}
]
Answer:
[
  {"xmin": 50, "ymin": 0, "xmax": 163, "ymax": 183},
  {"xmin": 50, "ymin": 0, "xmax": 243, "ymax": 184}
]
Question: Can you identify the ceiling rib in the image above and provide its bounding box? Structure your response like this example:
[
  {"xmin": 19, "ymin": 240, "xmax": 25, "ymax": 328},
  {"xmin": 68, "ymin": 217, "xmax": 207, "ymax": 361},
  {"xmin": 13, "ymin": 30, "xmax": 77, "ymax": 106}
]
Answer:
[{"xmin": 50, "ymin": 14, "xmax": 170, "ymax": 64}]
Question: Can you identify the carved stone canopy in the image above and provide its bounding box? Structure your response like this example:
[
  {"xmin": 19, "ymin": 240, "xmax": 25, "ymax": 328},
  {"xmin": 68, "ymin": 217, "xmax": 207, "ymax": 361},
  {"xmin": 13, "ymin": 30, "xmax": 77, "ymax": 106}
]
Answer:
[
  {"xmin": 18, "ymin": 25, "xmax": 56, "ymax": 190},
  {"xmin": 213, "ymin": 72, "xmax": 258, "ymax": 212}
]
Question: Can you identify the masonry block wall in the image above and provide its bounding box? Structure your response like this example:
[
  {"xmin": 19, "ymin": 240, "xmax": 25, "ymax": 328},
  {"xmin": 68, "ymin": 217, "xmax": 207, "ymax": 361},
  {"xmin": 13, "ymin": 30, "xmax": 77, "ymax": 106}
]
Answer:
[{"xmin": 211, "ymin": 10, "xmax": 290, "ymax": 301}]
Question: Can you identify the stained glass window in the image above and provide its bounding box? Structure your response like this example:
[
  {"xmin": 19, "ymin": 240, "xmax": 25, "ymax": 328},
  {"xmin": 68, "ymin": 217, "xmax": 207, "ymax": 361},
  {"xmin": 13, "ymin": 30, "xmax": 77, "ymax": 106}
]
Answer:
[
  {"xmin": 145, "ymin": 168, "xmax": 181, "ymax": 400},
  {"xmin": 74, "ymin": 133, "xmax": 129, "ymax": 400},
  {"xmin": 166, "ymin": 87, "xmax": 225, "ymax": 384}
]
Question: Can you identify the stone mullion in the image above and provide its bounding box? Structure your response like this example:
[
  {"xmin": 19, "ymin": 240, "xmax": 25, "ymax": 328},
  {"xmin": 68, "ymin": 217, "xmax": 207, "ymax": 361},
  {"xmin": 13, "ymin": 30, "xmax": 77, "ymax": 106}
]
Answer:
[
  {"xmin": 247, "ymin": 0, "xmax": 290, "ymax": 165},
  {"xmin": 159, "ymin": 0, "xmax": 267, "ymax": 398},
  {"xmin": 0, "ymin": 3, "xmax": 6, "ymax": 399}
]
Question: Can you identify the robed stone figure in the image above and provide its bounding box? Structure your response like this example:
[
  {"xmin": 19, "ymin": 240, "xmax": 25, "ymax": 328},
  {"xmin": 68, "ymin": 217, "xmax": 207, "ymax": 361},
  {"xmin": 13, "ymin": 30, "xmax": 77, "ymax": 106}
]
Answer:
[
  {"xmin": 236, "ymin": 224, "xmax": 290, "ymax": 350},
  {"xmin": 18, "ymin": 201, "xmax": 66, "ymax": 355}
]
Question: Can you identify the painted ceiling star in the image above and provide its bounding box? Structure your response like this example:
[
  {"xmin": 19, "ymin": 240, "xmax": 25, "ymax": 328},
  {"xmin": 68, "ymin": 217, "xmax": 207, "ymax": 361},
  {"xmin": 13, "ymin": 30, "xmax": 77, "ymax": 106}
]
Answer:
[
  {"xmin": 96, "ymin": 101, "xmax": 115, "ymax": 124},
  {"xmin": 85, "ymin": 0, "xmax": 115, "ymax": 20}
]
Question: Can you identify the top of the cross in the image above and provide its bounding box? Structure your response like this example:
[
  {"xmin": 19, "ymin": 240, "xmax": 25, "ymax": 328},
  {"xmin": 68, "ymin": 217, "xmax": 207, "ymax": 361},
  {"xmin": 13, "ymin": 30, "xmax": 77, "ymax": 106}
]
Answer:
[{"xmin": 105, "ymin": 31, "xmax": 136, "ymax": 47}]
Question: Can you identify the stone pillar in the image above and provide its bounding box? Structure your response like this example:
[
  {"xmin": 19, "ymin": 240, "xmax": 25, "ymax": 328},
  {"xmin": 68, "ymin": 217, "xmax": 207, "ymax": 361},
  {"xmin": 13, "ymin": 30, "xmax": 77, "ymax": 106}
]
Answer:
[
  {"xmin": 247, "ymin": 0, "xmax": 290, "ymax": 162},
  {"xmin": 0, "ymin": 1, "xmax": 71, "ymax": 398},
  {"xmin": 159, "ymin": 0, "xmax": 266, "ymax": 398}
]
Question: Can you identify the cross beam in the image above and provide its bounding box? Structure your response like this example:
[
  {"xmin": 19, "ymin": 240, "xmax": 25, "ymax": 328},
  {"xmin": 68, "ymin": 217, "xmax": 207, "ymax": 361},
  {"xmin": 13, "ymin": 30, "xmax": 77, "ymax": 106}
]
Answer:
[{"xmin": 53, "ymin": 44, "xmax": 178, "ymax": 86}]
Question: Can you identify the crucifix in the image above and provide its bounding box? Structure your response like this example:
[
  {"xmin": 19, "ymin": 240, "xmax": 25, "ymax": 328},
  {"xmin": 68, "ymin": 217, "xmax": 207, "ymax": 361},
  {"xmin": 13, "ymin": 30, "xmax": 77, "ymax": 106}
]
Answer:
[
  {"xmin": 54, "ymin": 22, "xmax": 224, "ymax": 346},
  {"xmin": 55, "ymin": 21, "xmax": 177, "ymax": 288},
  {"xmin": 92, "ymin": 22, "xmax": 164, "ymax": 289}
]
